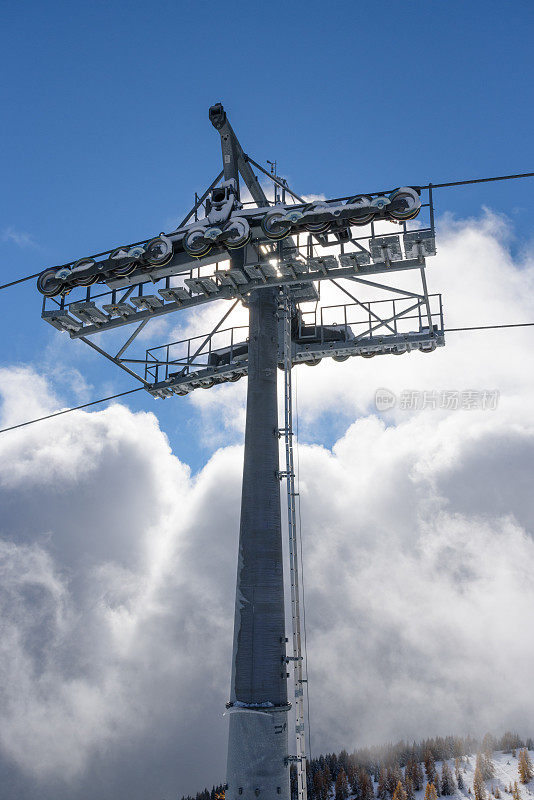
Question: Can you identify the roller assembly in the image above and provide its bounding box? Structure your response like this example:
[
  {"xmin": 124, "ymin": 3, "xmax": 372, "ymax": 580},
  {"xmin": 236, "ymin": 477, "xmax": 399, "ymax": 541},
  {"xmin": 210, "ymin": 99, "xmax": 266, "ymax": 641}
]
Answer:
[{"xmin": 36, "ymin": 181, "xmax": 421, "ymax": 297}]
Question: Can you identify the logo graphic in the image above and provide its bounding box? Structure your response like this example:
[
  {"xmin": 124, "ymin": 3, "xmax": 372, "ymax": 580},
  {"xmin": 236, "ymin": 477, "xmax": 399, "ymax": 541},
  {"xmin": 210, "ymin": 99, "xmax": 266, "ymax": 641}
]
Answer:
[{"xmin": 375, "ymin": 388, "xmax": 396, "ymax": 411}]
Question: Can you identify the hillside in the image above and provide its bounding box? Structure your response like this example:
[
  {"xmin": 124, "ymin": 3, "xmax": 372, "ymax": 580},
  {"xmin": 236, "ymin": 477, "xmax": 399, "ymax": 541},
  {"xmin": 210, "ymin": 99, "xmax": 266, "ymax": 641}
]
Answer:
[
  {"xmin": 180, "ymin": 734, "xmax": 534, "ymax": 800},
  {"xmin": 374, "ymin": 751, "xmax": 534, "ymax": 800}
]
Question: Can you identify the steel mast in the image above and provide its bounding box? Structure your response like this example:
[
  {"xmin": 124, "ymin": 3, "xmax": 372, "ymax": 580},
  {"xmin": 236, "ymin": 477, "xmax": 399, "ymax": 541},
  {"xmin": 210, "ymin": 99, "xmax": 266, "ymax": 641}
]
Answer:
[
  {"xmin": 35, "ymin": 102, "xmax": 444, "ymax": 798},
  {"xmin": 210, "ymin": 104, "xmax": 291, "ymax": 800}
]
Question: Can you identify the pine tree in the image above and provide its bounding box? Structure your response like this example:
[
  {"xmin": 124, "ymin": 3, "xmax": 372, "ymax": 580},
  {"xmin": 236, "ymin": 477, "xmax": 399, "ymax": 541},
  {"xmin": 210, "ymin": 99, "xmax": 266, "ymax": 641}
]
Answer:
[
  {"xmin": 484, "ymin": 754, "xmax": 495, "ymax": 780},
  {"xmin": 441, "ymin": 762, "xmax": 455, "ymax": 795},
  {"xmin": 425, "ymin": 752, "xmax": 437, "ymax": 785},
  {"xmin": 387, "ymin": 765, "xmax": 403, "ymax": 797},
  {"xmin": 360, "ymin": 769, "xmax": 375, "ymax": 800},
  {"xmin": 392, "ymin": 781, "xmax": 407, "ymax": 800},
  {"xmin": 335, "ymin": 769, "xmax": 349, "ymax": 800},
  {"xmin": 482, "ymin": 735, "xmax": 496, "ymax": 757},
  {"xmin": 350, "ymin": 767, "xmax": 361, "ymax": 798},
  {"xmin": 324, "ymin": 764, "xmax": 332, "ymax": 791},
  {"xmin": 476, "ymin": 752, "xmax": 495, "ymax": 782},
  {"xmin": 518, "ymin": 750, "xmax": 533, "ymax": 784},
  {"xmin": 405, "ymin": 777, "xmax": 415, "ymax": 800},
  {"xmin": 377, "ymin": 767, "xmax": 388, "ymax": 800},
  {"xmin": 314, "ymin": 770, "xmax": 329, "ymax": 800},
  {"xmin": 415, "ymin": 762, "xmax": 425, "ymax": 792},
  {"xmin": 473, "ymin": 764, "xmax": 486, "ymax": 800}
]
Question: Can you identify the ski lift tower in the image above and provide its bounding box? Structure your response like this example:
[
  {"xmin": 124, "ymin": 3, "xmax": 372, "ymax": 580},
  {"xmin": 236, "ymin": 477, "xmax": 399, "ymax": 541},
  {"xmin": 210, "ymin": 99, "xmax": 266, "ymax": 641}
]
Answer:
[{"xmin": 36, "ymin": 104, "xmax": 444, "ymax": 800}]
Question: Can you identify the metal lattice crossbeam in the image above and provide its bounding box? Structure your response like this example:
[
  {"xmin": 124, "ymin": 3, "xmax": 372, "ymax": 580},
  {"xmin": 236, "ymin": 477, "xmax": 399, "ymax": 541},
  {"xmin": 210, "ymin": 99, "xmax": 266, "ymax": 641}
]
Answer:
[
  {"xmin": 41, "ymin": 235, "xmax": 435, "ymax": 339},
  {"xmin": 142, "ymin": 294, "xmax": 444, "ymax": 398}
]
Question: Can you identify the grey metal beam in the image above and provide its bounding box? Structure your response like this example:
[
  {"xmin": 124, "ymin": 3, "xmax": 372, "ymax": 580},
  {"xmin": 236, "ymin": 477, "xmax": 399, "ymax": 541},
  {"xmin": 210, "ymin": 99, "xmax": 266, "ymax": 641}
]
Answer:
[
  {"xmin": 79, "ymin": 336, "xmax": 148, "ymax": 385},
  {"xmin": 115, "ymin": 318, "xmax": 149, "ymax": 359},
  {"xmin": 209, "ymin": 103, "xmax": 269, "ymax": 207}
]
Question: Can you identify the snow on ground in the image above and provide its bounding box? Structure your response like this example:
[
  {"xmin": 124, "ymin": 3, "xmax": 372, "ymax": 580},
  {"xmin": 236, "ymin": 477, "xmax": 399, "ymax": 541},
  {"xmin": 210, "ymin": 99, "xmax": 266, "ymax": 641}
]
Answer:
[
  {"xmin": 344, "ymin": 751, "xmax": 534, "ymax": 800},
  {"xmin": 458, "ymin": 751, "xmax": 534, "ymax": 798}
]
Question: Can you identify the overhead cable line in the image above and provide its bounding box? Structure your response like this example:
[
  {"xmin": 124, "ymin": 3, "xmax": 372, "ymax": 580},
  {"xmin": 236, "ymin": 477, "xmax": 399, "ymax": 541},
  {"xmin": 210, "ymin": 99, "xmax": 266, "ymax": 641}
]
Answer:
[
  {"xmin": 445, "ymin": 322, "xmax": 534, "ymax": 332},
  {"xmin": 0, "ymin": 271, "xmax": 41, "ymax": 291},
  {"xmin": 0, "ymin": 387, "xmax": 143, "ymax": 435},
  {"xmin": 428, "ymin": 171, "xmax": 534, "ymax": 190}
]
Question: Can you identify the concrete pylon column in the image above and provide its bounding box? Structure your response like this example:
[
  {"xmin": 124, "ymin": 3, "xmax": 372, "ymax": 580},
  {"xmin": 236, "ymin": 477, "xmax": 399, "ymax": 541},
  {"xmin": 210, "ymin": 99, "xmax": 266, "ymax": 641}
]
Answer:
[{"xmin": 225, "ymin": 286, "xmax": 289, "ymax": 800}]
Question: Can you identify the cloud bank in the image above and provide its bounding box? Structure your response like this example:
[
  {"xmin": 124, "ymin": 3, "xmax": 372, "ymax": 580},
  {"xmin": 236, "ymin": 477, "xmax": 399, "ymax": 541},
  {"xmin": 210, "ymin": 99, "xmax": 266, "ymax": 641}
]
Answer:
[{"xmin": 1, "ymin": 212, "xmax": 534, "ymax": 798}]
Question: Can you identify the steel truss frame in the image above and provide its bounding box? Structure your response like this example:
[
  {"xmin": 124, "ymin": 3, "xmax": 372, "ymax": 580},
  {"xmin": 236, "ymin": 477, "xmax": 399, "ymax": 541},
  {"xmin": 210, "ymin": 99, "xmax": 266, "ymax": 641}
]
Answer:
[{"xmin": 36, "ymin": 103, "xmax": 444, "ymax": 800}]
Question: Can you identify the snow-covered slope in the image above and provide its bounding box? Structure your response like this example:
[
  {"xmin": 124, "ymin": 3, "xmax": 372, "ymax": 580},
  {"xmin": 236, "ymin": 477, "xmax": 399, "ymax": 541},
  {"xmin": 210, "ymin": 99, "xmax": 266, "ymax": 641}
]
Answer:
[
  {"xmin": 343, "ymin": 751, "xmax": 534, "ymax": 800},
  {"xmin": 451, "ymin": 751, "xmax": 534, "ymax": 798}
]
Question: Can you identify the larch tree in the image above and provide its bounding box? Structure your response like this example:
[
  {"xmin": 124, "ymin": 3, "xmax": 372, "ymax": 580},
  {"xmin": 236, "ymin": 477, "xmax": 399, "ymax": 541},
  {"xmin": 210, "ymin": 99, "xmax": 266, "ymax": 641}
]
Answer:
[
  {"xmin": 518, "ymin": 750, "xmax": 533, "ymax": 784},
  {"xmin": 335, "ymin": 769, "xmax": 350, "ymax": 800},
  {"xmin": 387, "ymin": 765, "xmax": 404, "ymax": 797},
  {"xmin": 360, "ymin": 768, "xmax": 375, "ymax": 800},
  {"xmin": 392, "ymin": 781, "xmax": 408, "ymax": 800},
  {"xmin": 424, "ymin": 783, "xmax": 438, "ymax": 800},
  {"xmin": 313, "ymin": 770, "xmax": 329, "ymax": 800}
]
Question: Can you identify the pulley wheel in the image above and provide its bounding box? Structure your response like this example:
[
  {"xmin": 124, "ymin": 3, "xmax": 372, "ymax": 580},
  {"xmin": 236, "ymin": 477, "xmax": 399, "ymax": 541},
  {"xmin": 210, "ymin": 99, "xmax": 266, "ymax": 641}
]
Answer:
[
  {"xmin": 224, "ymin": 218, "xmax": 250, "ymax": 249},
  {"xmin": 37, "ymin": 268, "xmax": 63, "ymax": 297},
  {"xmin": 72, "ymin": 258, "xmax": 98, "ymax": 286},
  {"xmin": 388, "ymin": 187, "xmax": 421, "ymax": 221},
  {"xmin": 183, "ymin": 227, "xmax": 212, "ymax": 257},
  {"xmin": 109, "ymin": 248, "xmax": 137, "ymax": 276},
  {"xmin": 347, "ymin": 195, "xmax": 374, "ymax": 226},
  {"xmin": 304, "ymin": 202, "xmax": 331, "ymax": 233},
  {"xmin": 261, "ymin": 209, "xmax": 292, "ymax": 240},
  {"xmin": 146, "ymin": 235, "xmax": 173, "ymax": 265}
]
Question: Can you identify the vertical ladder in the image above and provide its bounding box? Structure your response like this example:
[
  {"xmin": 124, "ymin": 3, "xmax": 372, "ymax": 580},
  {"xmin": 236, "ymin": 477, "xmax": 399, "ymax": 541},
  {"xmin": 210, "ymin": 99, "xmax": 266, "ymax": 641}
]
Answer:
[{"xmin": 281, "ymin": 288, "xmax": 308, "ymax": 800}]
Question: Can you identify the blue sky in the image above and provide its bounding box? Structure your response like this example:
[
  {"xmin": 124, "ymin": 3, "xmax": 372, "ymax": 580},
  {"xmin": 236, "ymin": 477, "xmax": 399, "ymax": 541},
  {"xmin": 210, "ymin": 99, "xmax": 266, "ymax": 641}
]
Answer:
[
  {"xmin": 3, "ymin": 5, "xmax": 534, "ymax": 799},
  {"xmin": 1, "ymin": 0, "xmax": 534, "ymax": 467}
]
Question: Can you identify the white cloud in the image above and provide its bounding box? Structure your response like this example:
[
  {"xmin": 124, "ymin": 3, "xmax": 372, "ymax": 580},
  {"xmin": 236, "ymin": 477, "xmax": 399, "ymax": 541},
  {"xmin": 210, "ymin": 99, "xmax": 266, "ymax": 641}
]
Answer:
[
  {"xmin": 1, "ymin": 212, "xmax": 534, "ymax": 798},
  {"xmin": 2, "ymin": 226, "xmax": 38, "ymax": 249}
]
